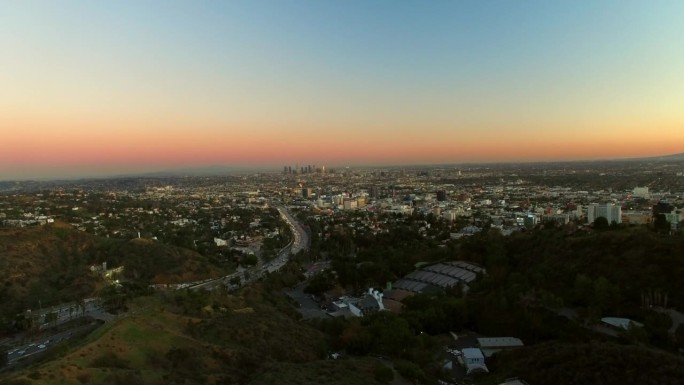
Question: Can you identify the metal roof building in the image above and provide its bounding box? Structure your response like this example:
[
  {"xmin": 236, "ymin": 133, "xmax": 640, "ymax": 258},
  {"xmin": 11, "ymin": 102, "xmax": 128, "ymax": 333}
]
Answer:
[
  {"xmin": 393, "ymin": 261, "xmax": 485, "ymax": 294},
  {"xmin": 477, "ymin": 337, "xmax": 524, "ymax": 358},
  {"xmin": 601, "ymin": 317, "xmax": 644, "ymax": 330}
]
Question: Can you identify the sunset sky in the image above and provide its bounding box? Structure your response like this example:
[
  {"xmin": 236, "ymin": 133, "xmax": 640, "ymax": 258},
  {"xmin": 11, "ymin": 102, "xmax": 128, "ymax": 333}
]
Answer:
[{"xmin": 2, "ymin": 1, "xmax": 684, "ymax": 180}]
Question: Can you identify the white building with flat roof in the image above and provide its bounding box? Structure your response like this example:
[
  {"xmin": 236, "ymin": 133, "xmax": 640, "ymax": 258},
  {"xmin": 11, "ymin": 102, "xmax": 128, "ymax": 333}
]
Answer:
[
  {"xmin": 587, "ymin": 203, "xmax": 622, "ymax": 224},
  {"xmin": 461, "ymin": 348, "xmax": 489, "ymax": 374}
]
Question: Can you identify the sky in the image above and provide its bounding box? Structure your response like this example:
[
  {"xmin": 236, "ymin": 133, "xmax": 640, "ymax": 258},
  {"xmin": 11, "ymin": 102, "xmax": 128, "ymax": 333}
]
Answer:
[{"xmin": 2, "ymin": 0, "xmax": 684, "ymax": 180}]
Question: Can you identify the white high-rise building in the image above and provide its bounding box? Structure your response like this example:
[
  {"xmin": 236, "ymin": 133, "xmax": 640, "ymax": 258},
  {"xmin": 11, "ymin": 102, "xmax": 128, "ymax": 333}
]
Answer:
[
  {"xmin": 633, "ymin": 187, "xmax": 650, "ymax": 198},
  {"xmin": 587, "ymin": 203, "xmax": 622, "ymax": 224}
]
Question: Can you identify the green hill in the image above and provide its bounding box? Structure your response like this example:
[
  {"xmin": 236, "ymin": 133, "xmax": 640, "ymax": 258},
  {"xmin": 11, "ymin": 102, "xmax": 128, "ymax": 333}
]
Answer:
[
  {"xmin": 2, "ymin": 289, "xmax": 390, "ymax": 385},
  {"xmin": 0, "ymin": 223, "xmax": 230, "ymax": 331},
  {"xmin": 484, "ymin": 341, "xmax": 684, "ymax": 385}
]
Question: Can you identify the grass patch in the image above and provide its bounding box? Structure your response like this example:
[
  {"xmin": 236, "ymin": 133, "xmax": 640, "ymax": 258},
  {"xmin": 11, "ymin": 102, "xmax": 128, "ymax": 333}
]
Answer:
[
  {"xmin": 248, "ymin": 358, "xmax": 390, "ymax": 385},
  {"xmin": 120, "ymin": 324, "xmax": 154, "ymax": 344}
]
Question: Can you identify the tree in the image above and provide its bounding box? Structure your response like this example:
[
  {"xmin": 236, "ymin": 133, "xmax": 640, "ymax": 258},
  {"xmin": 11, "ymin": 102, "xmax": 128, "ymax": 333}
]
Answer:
[
  {"xmin": 653, "ymin": 214, "xmax": 670, "ymax": 233},
  {"xmin": 241, "ymin": 254, "xmax": 258, "ymax": 267},
  {"xmin": 304, "ymin": 271, "xmax": 335, "ymax": 296},
  {"xmin": 572, "ymin": 274, "xmax": 593, "ymax": 306},
  {"xmin": 675, "ymin": 323, "xmax": 684, "ymax": 350},
  {"xmin": 373, "ymin": 364, "xmax": 394, "ymax": 384},
  {"xmin": 592, "ymin": 276, "xmax": 614, "ymax": 312},
  {"xmin": 44, "ymin": 311, "xmax": 58, "ymax": 328},
  {"xmin": 593, "ymin": 216, "xmax": 609, "ymax": 230},
  {"xmin": 0, "ymin": 346, "xmax": 8, "ymax": 368},
  {"xmin": 394, "ymin": 360, "xmax": 427, "ymax": 385}
]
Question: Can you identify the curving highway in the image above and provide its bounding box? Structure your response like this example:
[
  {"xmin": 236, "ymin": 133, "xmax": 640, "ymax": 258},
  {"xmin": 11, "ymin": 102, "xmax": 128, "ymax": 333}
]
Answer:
[
  {"xmin": 188, "ymin": 205, "xmax": 308, "ymax": 291},
  {"xmin": 277, "ymin": 206, "xmax": 309, "ymax": 255}
]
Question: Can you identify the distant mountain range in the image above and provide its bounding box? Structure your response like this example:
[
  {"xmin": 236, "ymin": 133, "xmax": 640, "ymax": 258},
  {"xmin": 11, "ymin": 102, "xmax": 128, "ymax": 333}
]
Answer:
[
  {"xmin": 1, "ymin": 152, "xmax": 683, "ymax": 183},
  {"xmin": 121, "ymin": 165, "xmax": 272, "ymax": 178},
  {"xmin": 131, "ymin": 152, "xmax": 684, "ymax": 177},
  {"xmin": 642, "ymin": 152, "xmax": 684, "ymax": 161}
]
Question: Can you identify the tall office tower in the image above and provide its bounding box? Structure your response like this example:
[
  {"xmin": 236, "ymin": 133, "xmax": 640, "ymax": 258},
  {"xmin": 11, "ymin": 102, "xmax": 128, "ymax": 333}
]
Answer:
[
  {"xmin": 436, "ymin": 190, "xmax": 447, "ymax": 202},
  {"xmin": 283, "ymin": 166, "xmax": 288, "ymax": 174}
]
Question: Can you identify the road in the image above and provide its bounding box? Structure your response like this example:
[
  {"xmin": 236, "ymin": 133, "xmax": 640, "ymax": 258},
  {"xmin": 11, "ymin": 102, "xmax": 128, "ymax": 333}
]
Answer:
[
  {"xmin": 6, "ymin": 324, "xmax": 84, "ymax": 365},
  {"xmin": 188, "ymin": 205, "xmax": 309, "ymax": 291},
  {"xmin": 278, "ymin": 206, "xmax": 309, "ymax": 255},
  {"xmin": 5, "ymin": 314, "xmax": 108, "ymax": 367},
  {"xmin": 4, "ymin": 207, "xmax": 309, "ymax": 365}
]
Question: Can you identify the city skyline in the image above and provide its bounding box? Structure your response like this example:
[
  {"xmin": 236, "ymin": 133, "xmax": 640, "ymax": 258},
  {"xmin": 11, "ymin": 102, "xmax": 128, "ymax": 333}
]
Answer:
[{"xmin": 2, "ymin": 1, "xmax": 684, "ymax": 180}]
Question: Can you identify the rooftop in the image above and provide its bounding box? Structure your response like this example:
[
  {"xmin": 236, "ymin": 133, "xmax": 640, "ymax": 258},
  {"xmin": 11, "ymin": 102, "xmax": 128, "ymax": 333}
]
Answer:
[{"xmin": 477, "ymin": 337, "xmax": 524, "ymax": 348}]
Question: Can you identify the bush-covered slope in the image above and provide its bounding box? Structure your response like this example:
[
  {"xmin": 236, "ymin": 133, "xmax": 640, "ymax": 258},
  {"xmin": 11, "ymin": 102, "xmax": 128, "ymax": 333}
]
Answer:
[
  {"xmin": 0, "ymin": 223, "xmax": 228, "ymax": 328},
  {"xmin": 486, "ymin": 341, "xmax": 684, "ymax": 385},
  {"xmin": 2, "ymin": 291, "xmax": 388, "ymax": 385}
]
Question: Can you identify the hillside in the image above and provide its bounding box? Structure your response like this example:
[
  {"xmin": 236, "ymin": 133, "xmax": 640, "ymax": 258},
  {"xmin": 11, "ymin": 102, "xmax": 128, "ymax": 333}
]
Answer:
[
  {"xmin": 93, "ymin": 236, "xmax": 227, "ymax": 285},
  {"xmin": 0, "ymin": 224, "xmax": 101, "ymax": 319},
  {"xmin": 460, "ymin": 226, "xmax": 684, "ymax": 312},
  {"xmin": 0, "ymin": 223, "xmax": 229, "ymax": 327},
  {"xmin": 2, "ymin": 290, "xmax": 391, "ymax": 385},
  {"xmin": 484, "ymin": 341, "xmax": 684, "ymax": 385}
]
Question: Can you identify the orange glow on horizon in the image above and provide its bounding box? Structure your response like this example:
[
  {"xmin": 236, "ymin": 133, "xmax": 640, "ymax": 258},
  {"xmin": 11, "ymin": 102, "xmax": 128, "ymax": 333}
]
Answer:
[{"xmin": 3, "ymin": 115, "xmax": 682, "ymax": 172}]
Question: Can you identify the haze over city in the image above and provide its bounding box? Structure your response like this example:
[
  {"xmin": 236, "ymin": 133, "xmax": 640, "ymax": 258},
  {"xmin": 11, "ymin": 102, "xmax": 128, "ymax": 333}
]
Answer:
[{"xmin": 2, "ymin": 1, "xmax": 684, "ymax": 180}]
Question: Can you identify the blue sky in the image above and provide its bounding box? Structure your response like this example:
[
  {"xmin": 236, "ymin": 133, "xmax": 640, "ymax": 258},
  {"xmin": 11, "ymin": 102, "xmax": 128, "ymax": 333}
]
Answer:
[{"xmin": 1, "ymin": 1, "xmax": 683, "ymax": 179}]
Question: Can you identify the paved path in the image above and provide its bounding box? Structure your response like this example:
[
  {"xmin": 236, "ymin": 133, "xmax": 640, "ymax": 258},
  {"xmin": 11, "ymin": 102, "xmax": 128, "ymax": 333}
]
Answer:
[{"xmin": 653, "ymin": 307, "xmax": 684, "ymax": 334}]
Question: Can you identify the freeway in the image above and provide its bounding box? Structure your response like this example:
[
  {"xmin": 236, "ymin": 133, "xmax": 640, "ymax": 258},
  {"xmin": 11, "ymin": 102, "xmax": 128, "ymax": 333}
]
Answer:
[
  {"xmin": 5, "ymin": 321, "xmax": 98, "ymax": 366},
  {"xmin": 278, "ymin": 206, "xmax": 309, "ymax": 255},
  {"xmin": 188, "ymin": 205, "xmax": 308, "ymax": 291},
  {"xmin": 4, "ymin": 306, "xmax": 111, "ymax": 368},
  {"xmin": 4, "ymin": 207, "xmax": 308, "ymax": 366}
]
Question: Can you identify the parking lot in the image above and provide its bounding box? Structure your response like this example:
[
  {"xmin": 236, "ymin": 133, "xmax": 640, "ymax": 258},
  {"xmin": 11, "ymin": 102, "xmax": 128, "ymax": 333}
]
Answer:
[{"xmin": 285, "ymin": 283, "xmax": 329, "ymax": 320}]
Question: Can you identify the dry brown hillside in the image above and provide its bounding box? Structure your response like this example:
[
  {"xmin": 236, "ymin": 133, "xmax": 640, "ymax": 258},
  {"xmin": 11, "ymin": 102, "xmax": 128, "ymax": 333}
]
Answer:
[{"xmin": 0, "ymin": 223, "xmax": 228, "ymax": 320}]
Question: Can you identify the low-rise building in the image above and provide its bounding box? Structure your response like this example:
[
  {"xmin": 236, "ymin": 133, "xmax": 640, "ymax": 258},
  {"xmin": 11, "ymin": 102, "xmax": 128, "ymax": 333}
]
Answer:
[
  {"xmin": 477, "ymin": 337, "xmax": 524, "ymax": 357},
  {"xmin": 461, "ymin": 348, "xmax": 488, "ymax": 375}
]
